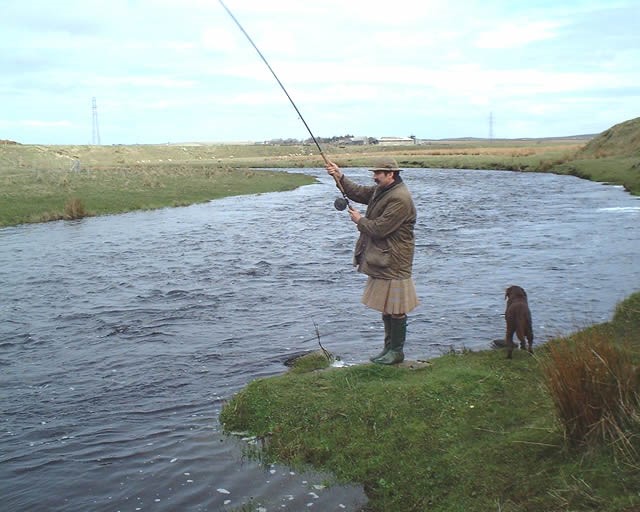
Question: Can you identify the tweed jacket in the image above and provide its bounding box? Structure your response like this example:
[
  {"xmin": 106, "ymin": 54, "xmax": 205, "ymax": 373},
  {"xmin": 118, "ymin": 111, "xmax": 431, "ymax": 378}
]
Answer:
[{"xmin": 339, "ymin": 175, "xmax": 417, "ymax": 279}]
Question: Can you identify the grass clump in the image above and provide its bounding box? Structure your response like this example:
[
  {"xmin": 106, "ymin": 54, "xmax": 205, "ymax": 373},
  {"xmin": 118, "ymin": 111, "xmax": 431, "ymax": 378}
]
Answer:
[
  {"xmin": 285, "ymin": 350, "xmax": 333, "ymax": 374},
  {"xmin": 540, "ymin": 335, "xmax": 639, "ymax": 454},
  {"xmin": 539, "ymin": 292, "xmax": 640, "ymax": 457},
  {"xmin": 63, "ymin": 197, "xmax": 89, "ymax": 220},
  {"xmin": 220, "ymin": 293, "xmax": 640, "ymax": 512}
]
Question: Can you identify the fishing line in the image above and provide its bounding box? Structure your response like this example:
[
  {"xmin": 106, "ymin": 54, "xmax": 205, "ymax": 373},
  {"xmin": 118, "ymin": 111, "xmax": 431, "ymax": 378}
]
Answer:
[{"xmin": 218, "ymin": 0, "xmax": 350, "ymax": 210}]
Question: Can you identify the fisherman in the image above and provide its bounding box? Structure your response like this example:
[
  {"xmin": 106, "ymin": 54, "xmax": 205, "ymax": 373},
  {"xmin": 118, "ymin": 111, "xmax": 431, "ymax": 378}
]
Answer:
[{"xmin": 326, "ymin": 157, "xmax": 419, "ymax": 364}]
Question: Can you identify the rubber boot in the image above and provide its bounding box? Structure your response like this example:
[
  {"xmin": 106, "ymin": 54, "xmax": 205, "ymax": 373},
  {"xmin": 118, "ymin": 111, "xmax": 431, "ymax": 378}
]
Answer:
[
  {"xmin": 370, "ymin": 314, "xmax": 391, "ymax": 362},
  {"xmin": 374, "ymin": 315, "xmax": 406, "ymax": 365}
]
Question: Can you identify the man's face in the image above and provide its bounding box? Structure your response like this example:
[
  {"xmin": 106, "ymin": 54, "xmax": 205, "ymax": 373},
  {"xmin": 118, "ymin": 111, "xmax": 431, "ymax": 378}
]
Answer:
[{"xmin": 373, "ymin": 170, "xmax": 395, "ymax": 187}]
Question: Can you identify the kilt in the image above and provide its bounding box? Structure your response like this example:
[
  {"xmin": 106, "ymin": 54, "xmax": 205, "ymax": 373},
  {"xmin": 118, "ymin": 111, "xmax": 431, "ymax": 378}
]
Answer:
[{"xmin": 361, "ymin": 277, "xmax": 419, "ymax": 315}]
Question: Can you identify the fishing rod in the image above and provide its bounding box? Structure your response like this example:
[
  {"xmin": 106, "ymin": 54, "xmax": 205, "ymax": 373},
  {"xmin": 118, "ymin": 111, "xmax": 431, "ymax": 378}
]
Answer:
[{"xmin": 218, "ymin": 0, "xmax": 351, "ymax": 211}]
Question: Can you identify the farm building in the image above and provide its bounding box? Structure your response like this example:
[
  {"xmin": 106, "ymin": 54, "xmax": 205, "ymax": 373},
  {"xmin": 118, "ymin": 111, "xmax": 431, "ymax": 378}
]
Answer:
[{"xmin": 377, "ymin": 136, "xmax": 416, "ymax": 146}]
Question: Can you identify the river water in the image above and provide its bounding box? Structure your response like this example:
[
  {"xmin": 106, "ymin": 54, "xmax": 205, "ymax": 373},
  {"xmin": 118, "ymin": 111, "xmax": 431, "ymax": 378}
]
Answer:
[{"xmin": 1, "ymin": 167, "xmax": 639, "ymax": 511}]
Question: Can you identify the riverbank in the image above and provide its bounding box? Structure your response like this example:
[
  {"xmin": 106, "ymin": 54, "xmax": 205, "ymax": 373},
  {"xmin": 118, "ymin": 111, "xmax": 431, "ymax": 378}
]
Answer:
[
  {"xmin": 220, "ymin": 292, "xmax": 640, "ymax": 512},
  {"xmin": 1, "ymin": 120, "xmax": 638, "ymax": 227},
  {"xmin": 0, "ymin": 154, "xmax": 314, "ymax": 227}
]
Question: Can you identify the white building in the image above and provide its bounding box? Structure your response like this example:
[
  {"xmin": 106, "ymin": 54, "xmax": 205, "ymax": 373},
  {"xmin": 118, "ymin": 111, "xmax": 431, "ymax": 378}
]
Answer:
[{"xmin": 377, "ymin": 136, "xmax": 416, "ymax": 146}]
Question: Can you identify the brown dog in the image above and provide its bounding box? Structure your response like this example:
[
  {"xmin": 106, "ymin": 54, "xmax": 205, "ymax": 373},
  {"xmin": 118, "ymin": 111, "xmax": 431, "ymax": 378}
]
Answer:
[{"xmin": 504, "ymin": 285, "xmax": 534, "ymax": 359}]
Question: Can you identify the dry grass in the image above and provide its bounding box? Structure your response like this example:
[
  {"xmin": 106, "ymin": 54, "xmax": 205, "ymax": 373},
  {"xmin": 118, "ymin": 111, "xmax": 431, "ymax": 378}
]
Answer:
[
  {"xmin": 63, "ymin": 197, "xmax": 88, "ymax": 220},
  {"xmin": 396, "ymin": 144, "xmax": 580, "ymax": 157},
  {"xmin": 540, "ymin": 332, "xmax": 640, "ymax": 459}
]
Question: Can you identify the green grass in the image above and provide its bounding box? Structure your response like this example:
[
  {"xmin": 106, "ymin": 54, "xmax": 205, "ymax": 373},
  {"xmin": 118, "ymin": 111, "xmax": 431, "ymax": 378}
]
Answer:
[
  {"xmin": 220, "ymin": 293, "xmax": 640, "ymax": 512},
  {"xmin": 0, "ymin": 159, "xmax": 314, "ymax": 227},
  {"xmin": 554, "ymin": 157, "xmax": 640, "ymax": 195}
]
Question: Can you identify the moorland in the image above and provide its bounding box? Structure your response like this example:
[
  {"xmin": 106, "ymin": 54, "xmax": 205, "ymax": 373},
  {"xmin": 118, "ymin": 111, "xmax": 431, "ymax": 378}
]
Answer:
[{"xmin": 1, "ymin": 116, "xmax": 638, "ymax": 227}]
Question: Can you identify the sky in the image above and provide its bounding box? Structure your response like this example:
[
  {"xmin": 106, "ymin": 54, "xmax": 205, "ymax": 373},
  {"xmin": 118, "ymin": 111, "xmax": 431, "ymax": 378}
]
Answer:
[{"xmin": 1, "ymin": 0, "xmax": 639, "ymax": 145}]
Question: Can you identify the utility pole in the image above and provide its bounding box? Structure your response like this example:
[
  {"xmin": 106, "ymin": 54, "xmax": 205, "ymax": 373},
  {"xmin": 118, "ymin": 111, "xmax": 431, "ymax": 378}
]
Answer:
[
  {"xmin": 489, "ymin": 111, "xmax": 494, "ymax": 143},
  {"xmin": 92, "ymin": 97, "xmax": 101, "ymax": 145}
]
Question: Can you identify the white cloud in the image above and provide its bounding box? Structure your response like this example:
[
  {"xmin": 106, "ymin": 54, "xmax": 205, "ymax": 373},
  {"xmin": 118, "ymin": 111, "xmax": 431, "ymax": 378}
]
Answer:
[
  {"xmin": 475, "ymin": 21, "xmax": 563, "ymax": 49},
  {"xmin": 20, "ymin": 120, "xmax": 72, "ymax": 127}
]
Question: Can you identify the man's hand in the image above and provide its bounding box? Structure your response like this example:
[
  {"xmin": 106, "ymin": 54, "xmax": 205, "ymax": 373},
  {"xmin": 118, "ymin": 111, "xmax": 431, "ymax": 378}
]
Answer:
[
  {"xmin": 325, "ymin": 161, "xmax": 343, "ymax": 180},
  {"xmin": 348, "ymin": 205, "xmax": 362, "ymax": 224}
]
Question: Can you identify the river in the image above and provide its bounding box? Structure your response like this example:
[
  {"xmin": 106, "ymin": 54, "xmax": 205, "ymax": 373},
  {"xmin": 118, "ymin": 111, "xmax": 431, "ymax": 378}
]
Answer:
[{"xmin": 1, "ymin": 167, "xmax": 639, "ymax": 511}]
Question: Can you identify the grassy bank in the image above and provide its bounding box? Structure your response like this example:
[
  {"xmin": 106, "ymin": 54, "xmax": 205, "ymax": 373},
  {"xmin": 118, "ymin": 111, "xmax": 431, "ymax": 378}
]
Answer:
[
  {"xmin": 0, "ymin": 150, "xmax": 314, "ymax": 227},
  {"xmin": 220, "ymin": 293, "xmax": 640, "ymax": 512}
]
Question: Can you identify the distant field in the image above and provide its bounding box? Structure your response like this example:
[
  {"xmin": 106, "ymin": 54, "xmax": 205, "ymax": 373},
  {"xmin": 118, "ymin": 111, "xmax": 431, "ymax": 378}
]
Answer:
[
  {"xmin": 1, "ymin": 135, "xmax": 637, "ymax": 227},
  {"xmin": 0, "ymin": 137, "xmax": 591, "ymax": 176},
  {"xmin": 0, "ymin": 137, "xmax": 591, "ymax": 170}
]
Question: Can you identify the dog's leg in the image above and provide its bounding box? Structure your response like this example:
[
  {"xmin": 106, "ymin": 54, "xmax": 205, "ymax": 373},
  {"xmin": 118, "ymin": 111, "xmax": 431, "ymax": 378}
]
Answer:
[
  {"xmin": 505, "ymin": 324, "xmax": 516, "ymax": 359},
  {"xmin": 517, "ymin": 330, "xmax": 527, "ymax": 351},
  {"xmin": 525, "ymin": 310, "xmax": 534, "ymax": 353}
]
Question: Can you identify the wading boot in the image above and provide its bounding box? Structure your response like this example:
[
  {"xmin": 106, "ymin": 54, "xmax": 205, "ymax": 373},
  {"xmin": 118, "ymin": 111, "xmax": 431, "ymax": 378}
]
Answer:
[
  {"xmin": 370, "ymin": 314, "xmax": 391, "ymax": 362},
  {"xmin": 374, "ymin": 315, "xmax": 406, "ymax": 365}
]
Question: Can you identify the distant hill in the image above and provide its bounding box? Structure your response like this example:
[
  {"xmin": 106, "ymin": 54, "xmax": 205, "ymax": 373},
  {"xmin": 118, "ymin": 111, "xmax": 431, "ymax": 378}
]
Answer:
[{"xmin": 577, "ymin": 116, "xmax": 640, "ymax": 158}]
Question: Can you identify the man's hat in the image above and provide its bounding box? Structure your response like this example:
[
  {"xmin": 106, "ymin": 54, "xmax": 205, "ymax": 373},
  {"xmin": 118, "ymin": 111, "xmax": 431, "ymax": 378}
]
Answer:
[{"xmin": 368, "ymin": 157, "xmax": 401, "ymax": 172}]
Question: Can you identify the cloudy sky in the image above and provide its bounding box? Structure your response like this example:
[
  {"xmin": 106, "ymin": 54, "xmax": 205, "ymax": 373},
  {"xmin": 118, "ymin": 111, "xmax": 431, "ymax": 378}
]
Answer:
[{"xmin": 1, "ymin": 0, "xmax": 638, "ymax": 145}]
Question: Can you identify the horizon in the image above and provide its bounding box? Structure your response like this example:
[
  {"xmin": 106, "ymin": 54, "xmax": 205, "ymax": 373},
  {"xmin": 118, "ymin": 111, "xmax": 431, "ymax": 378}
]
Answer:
[{"xmin": 1, "ymin": 130, "xmax": 600, "ymax": 147}]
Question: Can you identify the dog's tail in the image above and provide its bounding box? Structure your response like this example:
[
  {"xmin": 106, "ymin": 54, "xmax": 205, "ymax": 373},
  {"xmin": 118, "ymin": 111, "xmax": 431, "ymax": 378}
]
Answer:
[{"xmin": 516, "ymin": 313, "xmax": 534, "ymax": 344}]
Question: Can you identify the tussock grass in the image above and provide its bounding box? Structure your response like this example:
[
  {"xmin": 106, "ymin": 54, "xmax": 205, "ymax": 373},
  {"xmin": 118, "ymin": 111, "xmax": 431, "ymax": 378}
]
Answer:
[
  {"xmin": 220, "ymin": 293, "xmax": 640, "ymax": 512},
  {"xmin": 63, "ymin": 197, "xmax": 88, "ymax": 220},
  {"xmin": 540, "ymin": 334, "xmax": 640, "ymax": 455}
]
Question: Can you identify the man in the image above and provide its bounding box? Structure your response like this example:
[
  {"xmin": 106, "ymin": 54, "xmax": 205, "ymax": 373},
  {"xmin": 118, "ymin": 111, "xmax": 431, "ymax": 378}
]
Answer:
[{"xmin": 326, "ymin": 157, "xmax": 419, "ymax": 364}]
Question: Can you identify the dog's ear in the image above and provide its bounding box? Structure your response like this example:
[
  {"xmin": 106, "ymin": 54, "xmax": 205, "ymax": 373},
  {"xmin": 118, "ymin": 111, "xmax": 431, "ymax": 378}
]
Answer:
[{"xmin": 505, "ymin": 286, "xmax": 511, "ymax": 299}]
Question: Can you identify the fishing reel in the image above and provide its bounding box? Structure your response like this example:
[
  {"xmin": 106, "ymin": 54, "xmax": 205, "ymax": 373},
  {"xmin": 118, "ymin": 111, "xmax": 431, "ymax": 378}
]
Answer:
[{"xmin": 334, "ymin": 197, "xmax": 349, "ymax": 211}]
